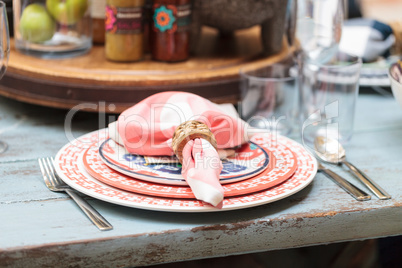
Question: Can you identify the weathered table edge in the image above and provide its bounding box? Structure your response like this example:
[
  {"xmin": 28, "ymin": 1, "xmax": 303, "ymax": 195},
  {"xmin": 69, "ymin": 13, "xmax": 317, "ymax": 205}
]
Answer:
[{"xmin": 1, "ymin": 205, "xmax": 401, "ymax": 267}]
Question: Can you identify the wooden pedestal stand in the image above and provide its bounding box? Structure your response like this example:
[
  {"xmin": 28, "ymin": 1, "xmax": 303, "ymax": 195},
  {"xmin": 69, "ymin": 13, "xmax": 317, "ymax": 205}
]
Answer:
[{"xmin": 0, "ymin": 27, "xmax": 294, "ymax": 113}]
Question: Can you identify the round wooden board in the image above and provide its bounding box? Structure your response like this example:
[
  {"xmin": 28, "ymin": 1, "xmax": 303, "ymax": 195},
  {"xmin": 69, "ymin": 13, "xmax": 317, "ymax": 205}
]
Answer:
[{"xmin": 0, "ymin": 26, "xmax": 294, "ymax": 113}]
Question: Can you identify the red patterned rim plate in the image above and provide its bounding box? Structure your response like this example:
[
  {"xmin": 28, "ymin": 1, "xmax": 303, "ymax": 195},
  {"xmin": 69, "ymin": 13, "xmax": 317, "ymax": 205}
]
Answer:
[
  {"xmin": 99, "ymin": 138, "xmax": 270, "ymax": 185},
  {"xmin": 54, "ymin": 129, "xmax": 317, "ymax": 212},
  {"xmin": 83, "ymin": 137, "xmax": 298, "ymax": 198}
]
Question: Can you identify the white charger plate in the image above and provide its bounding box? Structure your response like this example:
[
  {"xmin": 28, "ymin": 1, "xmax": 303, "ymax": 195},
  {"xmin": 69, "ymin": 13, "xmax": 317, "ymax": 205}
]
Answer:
[{"xmin": 54, "ymin": 129, "xmax": 317, "ymax": 212}]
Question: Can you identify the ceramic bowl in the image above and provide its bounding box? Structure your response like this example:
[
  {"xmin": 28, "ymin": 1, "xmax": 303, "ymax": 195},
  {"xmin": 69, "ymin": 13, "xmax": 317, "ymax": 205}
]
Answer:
[{"xmin": 389, "ymin": 62, "xmax": 402, "ymax": 108}]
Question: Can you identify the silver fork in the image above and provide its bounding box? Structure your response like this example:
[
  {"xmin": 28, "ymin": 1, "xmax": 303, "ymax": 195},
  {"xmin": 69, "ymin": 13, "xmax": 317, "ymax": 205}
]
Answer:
[{"xmin": 38, "ymin": 157, "xmax": 113, "ymax": 231}]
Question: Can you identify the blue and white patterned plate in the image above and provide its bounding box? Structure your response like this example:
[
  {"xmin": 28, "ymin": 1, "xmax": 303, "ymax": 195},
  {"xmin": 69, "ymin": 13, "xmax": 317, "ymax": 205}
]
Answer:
[
  {"xmin": 360, "ymin": 55, "xmax": 401, "ymax": 87},
  {"xmin": 99, "ymin": 138, "xmax": 269, "ymax": 186}
]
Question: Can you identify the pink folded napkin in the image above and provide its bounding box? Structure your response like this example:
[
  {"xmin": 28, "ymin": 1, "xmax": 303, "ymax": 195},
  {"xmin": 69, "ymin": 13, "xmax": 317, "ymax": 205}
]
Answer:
[
  {"xmin": 182, "ymin": 139, "xmax": 224, "ymax": 208},
  {"xmin": 108, "ymin": 92, "xmax": 249, "ymax": 208}
]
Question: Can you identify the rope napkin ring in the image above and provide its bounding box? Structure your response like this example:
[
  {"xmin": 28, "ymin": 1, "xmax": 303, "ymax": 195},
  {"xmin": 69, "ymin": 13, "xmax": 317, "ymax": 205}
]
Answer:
[{"xmin": 172, "ymin": 120, "xmax": 218, "ymax": 163}]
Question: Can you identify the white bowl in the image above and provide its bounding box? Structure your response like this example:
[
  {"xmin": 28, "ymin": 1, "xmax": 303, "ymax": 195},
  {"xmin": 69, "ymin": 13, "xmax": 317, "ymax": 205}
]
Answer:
[{"xmin": 389, "ymin": 63, "xmax": 402, "ymax": 109}]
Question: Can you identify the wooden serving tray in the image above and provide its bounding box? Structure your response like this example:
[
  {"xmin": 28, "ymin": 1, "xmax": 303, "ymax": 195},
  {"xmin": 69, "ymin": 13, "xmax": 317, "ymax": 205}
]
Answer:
[{"xmin": 0, "ymin": 27, "xmax": 293, "ymax": 113}]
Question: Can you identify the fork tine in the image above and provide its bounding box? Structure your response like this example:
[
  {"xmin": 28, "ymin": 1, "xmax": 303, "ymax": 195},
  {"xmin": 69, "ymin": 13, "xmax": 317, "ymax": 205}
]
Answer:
[
  {"xmin": 43, "ymin": 157, "xmax": 58, "ymax": 187},
  {"xmin": 38, "ymin": 158, "xmax": 52, "ymax": 188},
  {"xmin": 50, "ymin": 157, "xmax": 57, "ymax": 173},
  {"xmin": 40, "ymin": 158, "xmax": 51, "ymax": 184},
  {"xmin": 48, "ymin": 157, "xmax": 66, "ymax": 186},
  {"xmin": 45, "ymin": 157, "xmax": 60, "ymax": 186}
]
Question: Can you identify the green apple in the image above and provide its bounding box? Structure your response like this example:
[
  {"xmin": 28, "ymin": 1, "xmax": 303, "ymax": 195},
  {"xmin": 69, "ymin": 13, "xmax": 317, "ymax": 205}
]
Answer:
[
  {"xmin": 46, "ymin": 0, "xmax": 88, "ymax": 25},
  {"xmin": 19, "ymin": 4, "xmax": 56, "ymax": 43}
]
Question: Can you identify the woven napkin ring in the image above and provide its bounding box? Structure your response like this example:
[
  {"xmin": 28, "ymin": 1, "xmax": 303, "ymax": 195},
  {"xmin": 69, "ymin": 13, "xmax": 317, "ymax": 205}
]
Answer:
[{"xmin": 172, "ymin": 120, "xmax": 218, "ymax": 163}]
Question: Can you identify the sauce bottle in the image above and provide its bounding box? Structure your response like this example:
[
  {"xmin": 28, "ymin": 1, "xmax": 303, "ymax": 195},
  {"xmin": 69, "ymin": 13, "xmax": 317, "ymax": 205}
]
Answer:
[
  {"xmin": 105, "ymin": 0, "xmax": 145, "ymax": 62},
  {"xmin": 92, "ymin": 0, "xmax": 106, "ymax": 44},
  {"xmin": 151, "ymin": 0, "xmax": 191, "ymax": 62}
]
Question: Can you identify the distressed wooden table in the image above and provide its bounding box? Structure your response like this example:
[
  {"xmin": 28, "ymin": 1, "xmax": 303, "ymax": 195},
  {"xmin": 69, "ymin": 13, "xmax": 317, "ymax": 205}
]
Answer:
[{"xmin": 0, "ymin": 90, "xmax": 401, "ymax": 267}]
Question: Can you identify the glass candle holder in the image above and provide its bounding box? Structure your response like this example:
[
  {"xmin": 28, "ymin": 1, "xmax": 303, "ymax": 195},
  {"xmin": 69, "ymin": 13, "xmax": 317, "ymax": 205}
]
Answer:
[{"xmin": 13, "ymin": 0, "xmax": 92, "ymax": 58}]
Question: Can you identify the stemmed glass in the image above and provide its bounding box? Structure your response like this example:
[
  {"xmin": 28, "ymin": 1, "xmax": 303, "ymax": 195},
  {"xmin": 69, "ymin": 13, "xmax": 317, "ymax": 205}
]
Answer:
[
  {"xmin": 296, "ymin": 0, "xmax": 344, "ymax": 64},
  {"xmin": 0, "ymin": 0, "xmax": 10, "ymax": 154},
  {"xmin": 295, "ymin": 0, "xmax": 345, "ymax": 138}
]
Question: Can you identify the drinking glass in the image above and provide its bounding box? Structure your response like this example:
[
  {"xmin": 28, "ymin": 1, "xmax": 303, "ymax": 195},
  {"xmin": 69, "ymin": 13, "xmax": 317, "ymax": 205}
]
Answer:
[
  {"xmin": 296, "ymin": 0, "xmax": 344, "ymax": 64},
  {"xmin": 295, "ymin": 0, "xmax": 345, "ymax": 139},
  {"xmin": 0, "ymin": 0, "xmax": 9, "ymax": 154},
  {"xmin": 300, "ymin": 52, "xmax": 362, "ymax": 146},
  {"xmin": 239, "ymin": 62, "xmax": 299, "ymax": 137}
]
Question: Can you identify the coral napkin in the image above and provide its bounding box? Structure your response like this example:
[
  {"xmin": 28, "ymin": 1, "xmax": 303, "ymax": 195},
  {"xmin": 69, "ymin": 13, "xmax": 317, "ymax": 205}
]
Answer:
[{"xmin": 108, "ymin": 92, "xmax": 249, "ymax": 207}]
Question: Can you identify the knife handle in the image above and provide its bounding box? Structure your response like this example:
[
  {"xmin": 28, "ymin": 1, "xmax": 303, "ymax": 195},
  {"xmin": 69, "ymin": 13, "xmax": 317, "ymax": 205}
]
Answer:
[
  {"xmin": 320, "ymin": 168, "xmax": 371, "ymax": 201},
  {"xmin": 343, "ymin": 160, "xmax": 391, "ymax": 200}
]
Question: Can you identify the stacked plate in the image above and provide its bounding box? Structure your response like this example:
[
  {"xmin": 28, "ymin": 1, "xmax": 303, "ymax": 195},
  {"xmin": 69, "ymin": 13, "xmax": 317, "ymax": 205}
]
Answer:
[{"xmin": 54, "ymin": 129, "xmax": 317, "ymax": 212}]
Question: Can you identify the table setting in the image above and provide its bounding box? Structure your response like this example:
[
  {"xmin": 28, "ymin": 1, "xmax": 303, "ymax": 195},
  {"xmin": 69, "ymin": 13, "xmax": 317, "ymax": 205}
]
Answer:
[
  {"xmin": 44, "ymin": 92, "xmax": 318, "ymax": 221},
  {"xmin": 1, "ymin": 0, "xmax": 402, "ymax": 267},
  {"xmin": 2, "ymin": 89, "xmax": 401, "ymax": 267},
  {"xmin": 38, "ymin": 85, "xmax": 392, "ymax": 230},
  {"xmin": 32, "ymin": 0, "xmax": 396, "ymax": 230}
]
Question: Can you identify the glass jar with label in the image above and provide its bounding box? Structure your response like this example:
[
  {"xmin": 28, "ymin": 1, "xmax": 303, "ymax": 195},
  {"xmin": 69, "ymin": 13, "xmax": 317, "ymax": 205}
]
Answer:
[
  {"xmin": 151, "ymin": 0, "xmax": 191, "ymax": 62},
  {"xmin": 91, "ymin": 0, "xmax": 106, "ymax": 44},
  {"xmin": 13, "ymin": 0, "xmax": 92, "ymax": 58},
  {"xmin": 105, "ymin": 0, "xmax": 144, "ymax": 62}
]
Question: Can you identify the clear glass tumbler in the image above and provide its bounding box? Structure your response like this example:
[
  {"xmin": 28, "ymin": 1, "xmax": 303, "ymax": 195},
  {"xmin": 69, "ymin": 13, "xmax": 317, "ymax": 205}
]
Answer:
[
  {"xmin": 239, "ymin": 62, "xmax": 299, "ymax": 137},
  {"xmin": 13, "ymin": 0, "xmax": 92, "ymax": 58},
  {"xmin": 300, "ymin": 52, "xmax": 362, "ymax": 146}
]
